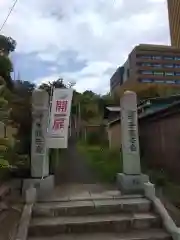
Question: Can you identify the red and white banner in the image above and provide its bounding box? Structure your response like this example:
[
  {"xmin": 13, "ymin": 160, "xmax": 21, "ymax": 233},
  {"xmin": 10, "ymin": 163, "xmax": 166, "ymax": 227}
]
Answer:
[{"xmin": 47, "ymin": 88, "xmax": 73, "ymax": 148}]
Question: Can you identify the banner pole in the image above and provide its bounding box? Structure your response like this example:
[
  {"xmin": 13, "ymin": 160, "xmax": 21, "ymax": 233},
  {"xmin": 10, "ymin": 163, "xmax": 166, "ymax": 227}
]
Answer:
[{"xmin": 42, "ymin": 85, "xmax": 54, "ymax": 180}]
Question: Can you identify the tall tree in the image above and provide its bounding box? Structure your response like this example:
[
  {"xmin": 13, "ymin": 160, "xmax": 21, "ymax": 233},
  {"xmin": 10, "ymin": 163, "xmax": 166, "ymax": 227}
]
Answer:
[
  {"xmin": 0, "ymin": 77, "xmax": 12, "ymax": 168},
  {"xmin": 0, "ymin": 35, "xmax": 16, "ymax": 90},
  {"xmin": 10, "ymin": 80, "xmax": 35, "ymax": 155},
  {"xmin": 0, "ymin": 55, "xmax": 13, "ymax": 89},
  {"xmin": 0, "ymin": 35, "xmax": 16, "ymax": 55},
  {"xmin": 39, "ymin": 78, "xmax": 67, "ymax": 96}
]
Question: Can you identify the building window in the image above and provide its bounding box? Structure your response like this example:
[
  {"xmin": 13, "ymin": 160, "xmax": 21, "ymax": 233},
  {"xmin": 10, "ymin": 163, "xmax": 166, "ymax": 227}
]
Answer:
[
  {"xmin": 176, "ymin": 80, "xmax": 180, "ymax": 84},
  {"xmin": 163, "ymin": 56, "xmax": 174, "ymax": 60},
  {"xmin": 140, "ymin": 79, "xmax": 152, "ymax": 83},
  {"xmin": 152, "ymin": 56, "xmax": 161, "ymax": 60},
  {"xmin": 166, "ymin": 80, "xmax": 176, "ymax": 84},
  {"xmin": 165, "ymin": 72, "xmax": 174, "ymax": 76},
  {"xmin": 140, "ymin": 63, "xmax": 151, "ymax": 67},
  {"xmin": 175, "ymin": 72, "xmax": 180, "ymax": 76},
  {"xmin": 138, "ymin": 55, "xmax": 152, "ymax": 59},
  {"xmin": 140, "ymin": 70, "xmax": 153, "ymax": 75},
  {"xmin": 175, "ymin": 64, "xmax": 180, "ymax": 68},
  {"xmin": 152, "ymin": 64, "xmax": 162, "ymax": 68},
  {"xmin": 153, "ymin": 71, "xmax": 164, "ymax": 75},
  {"xmin": 154, "ymin": 80, "xmax": 165, "ymax": 84},
  {"xmin": 175, "ymin": 56, "xmax": 180, "ymax": 60},
  {"xmin": 164, "ymin": 64, "xmax": 174, "ymax": 68}
]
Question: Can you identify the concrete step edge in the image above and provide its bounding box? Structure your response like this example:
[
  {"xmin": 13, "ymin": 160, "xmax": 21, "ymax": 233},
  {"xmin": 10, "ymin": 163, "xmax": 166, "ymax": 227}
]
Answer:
[
  {"xmin": 28, "ymin": 229, "xmax": 170, "ymax": 240},
  {"xmin": 37, "ymin": 195, "xmax": 145, "ymax": 203},
  {"xmin": 33, "ymin": 198, "xmax": 151, "ymax": 217},
  {"xmin": 30, "ymin": 213, "xmax": 160, "ymax": 227},
  {"xmin": 34, "ymin": 198, "xmax": 151, "ymax": 208}
]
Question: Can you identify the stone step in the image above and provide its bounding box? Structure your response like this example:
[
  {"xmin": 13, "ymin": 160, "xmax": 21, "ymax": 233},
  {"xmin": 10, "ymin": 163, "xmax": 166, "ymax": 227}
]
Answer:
[
  {"xmin": 33, "ymin": 198, "xmax": 151, "ymax": 217},
  {"xmin": 29, "ymin": 213, "xmax": 161, "ymax": 237},
  {"xmin": 28, "ymin": 229, "xmax": 171, "ymax": 240}
]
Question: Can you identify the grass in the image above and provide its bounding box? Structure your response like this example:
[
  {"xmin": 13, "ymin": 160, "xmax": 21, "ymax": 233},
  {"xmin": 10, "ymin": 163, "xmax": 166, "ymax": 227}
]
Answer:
[
  {"xmin": 141, "ymin": 163, "xmax": 180, "ymax": 206},
  {"xmin": 78, "ymin": 142, "xmax": 180, "ymax": 204},
  {"xmin": 78, "ymin": 143, "xmax": 122, "ymax": 183}
]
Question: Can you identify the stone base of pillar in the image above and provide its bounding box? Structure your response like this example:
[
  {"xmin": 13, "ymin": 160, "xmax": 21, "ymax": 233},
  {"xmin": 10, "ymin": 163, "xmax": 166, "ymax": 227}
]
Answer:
[
  {"xmin": 22, "ymin": 175, "xmax": 54, "ymax": 200},
  {"xmin": 117, "ymin": 173, "xmax": 149, "ymax": 194}
]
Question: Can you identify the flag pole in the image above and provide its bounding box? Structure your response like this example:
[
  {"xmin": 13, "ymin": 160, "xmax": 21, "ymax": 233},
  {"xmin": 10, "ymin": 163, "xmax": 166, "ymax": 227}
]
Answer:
[{"xmin": 42, "ymin": 85, "xmax": 54, "ymax": 179}]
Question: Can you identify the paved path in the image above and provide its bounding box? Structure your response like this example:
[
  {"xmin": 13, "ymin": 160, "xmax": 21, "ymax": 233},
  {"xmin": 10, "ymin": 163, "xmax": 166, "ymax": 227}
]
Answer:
[
  {"xmin": 42, "ymin": 135, "xmax": 117, "ymax": 202},
  {"xmin": 55, "ymin": 136, "xmax": 98, "ymax": 185}
]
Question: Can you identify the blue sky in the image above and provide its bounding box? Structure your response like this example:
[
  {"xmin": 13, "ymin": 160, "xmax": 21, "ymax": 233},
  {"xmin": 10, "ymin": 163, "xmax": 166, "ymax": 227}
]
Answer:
[
  {"xmin": 11, "ymin": 51, "xmax": 87, "ymax": 82},
  {"xmin": 1, "ymin": 0, "xmax": 170, "ymax": 93}
]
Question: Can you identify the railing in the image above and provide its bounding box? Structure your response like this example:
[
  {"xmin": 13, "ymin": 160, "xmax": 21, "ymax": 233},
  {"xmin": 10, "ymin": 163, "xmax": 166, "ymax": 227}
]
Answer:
[
  {"xmin": 144, "ymin": 182, "xmax": 180, "ymax": 240},
  {"xmin": 15, "ymin": 186, "xmax": 36, "ymax": 240}
]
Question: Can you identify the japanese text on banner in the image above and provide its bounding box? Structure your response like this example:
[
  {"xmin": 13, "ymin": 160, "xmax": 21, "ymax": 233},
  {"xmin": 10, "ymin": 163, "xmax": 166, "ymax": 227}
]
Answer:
[
  {"xmin": 52, "ymin": 100, "xmax": 68, "ymax": 132},
  {"xmin": 56, "ymin": 100, "xmax": 68, "ymax": 114}
]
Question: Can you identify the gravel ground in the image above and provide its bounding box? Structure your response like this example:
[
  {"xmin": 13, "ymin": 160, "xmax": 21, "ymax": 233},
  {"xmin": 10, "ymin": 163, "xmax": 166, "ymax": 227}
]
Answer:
[{"xmin": 55, "ymin": 136, "xmax": 98, "ymax": 185}]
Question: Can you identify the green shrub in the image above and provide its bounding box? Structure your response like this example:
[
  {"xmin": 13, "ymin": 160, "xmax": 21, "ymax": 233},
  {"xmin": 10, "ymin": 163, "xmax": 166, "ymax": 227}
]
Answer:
[
  {"xmin": 79, "ymin": 144, "xmax": 122, "ymax": 183},
  {"xmin": 86, "ymin": 131, "xmax": 100, "ymax": 145},
  {"xmin": 86, "ymin": 128, "xmax": 108, "ymax": 146}
]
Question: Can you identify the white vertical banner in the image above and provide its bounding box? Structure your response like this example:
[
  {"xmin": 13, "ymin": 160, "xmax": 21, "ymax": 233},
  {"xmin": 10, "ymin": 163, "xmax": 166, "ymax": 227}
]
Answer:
[{"xmin": 47, "ymin": 88, "xmax": 73, "ymax": 148}]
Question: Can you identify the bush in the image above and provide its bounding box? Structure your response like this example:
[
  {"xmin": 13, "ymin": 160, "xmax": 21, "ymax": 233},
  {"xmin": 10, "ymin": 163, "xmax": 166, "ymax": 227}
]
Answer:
[
  {"xmin": 86, "ymin": 132, "xmax": 101, "ymax": 145},
  {"xmin": 86, "ymin": 127, "xmax": 108, "ymax": 146},
  {"xmin": 79, "ymin": 144, "xmax": 122, "ymax": 183}
]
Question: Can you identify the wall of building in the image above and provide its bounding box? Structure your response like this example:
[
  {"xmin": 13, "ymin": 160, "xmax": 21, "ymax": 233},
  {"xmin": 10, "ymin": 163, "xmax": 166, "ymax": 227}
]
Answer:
[
  {"xmin": 107, "ymin": 122, "xmax": 121, "ymax": 149},
  {"xmin": 107, "ymin": 109, "xmax": 180, "ymax": 182},
  {"xmin": 122, "ymin": 60, "xmax": 130, "ymax": 84},
  {"xmin": 167, "ymin": 0, "xmax": 180, "ymax": 48},
  {"xmin": 110, "ymin": 67, "xmax": 124, "ymax": 94},
  {"xmin": 139, "ymin": 111, "xmax": 180, "ymax": 182},
  {"xmin": 110, "ymin": 44, "xmax": 180, "ymax": 99}
]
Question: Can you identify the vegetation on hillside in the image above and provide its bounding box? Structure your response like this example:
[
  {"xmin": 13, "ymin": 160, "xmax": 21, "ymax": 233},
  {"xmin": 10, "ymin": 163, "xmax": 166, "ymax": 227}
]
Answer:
[
  {"xmin": 0, "ymin": 77, "xmax": 12, "ymax": 169},
  {"xmin": 0, "ymin": 35, "xmax": 17, "ymax": 178}
]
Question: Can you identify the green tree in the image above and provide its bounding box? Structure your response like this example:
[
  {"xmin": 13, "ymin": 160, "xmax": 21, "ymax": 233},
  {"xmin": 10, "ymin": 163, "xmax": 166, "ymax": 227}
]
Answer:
[
  {"xmin": 0, "ymin": 55, "xmax": 13, "ymax": 89},
  {"xmin": 39, "ymin": 78, "xmax": 67, "ymax": 95},
  {"xmin": 0, "ymin": 77, "xmax": 12, "ymax": 169},
  {"xmin": 0, "ymin": 35, "xmax": 16, "ymax": 55},
  {"xmin": 0, "ymin": 35, "xmax": 16, "ymax": 90},
  {"xmin": 10, "ymin": 80, "xmax": 35, "ymax": 155}
]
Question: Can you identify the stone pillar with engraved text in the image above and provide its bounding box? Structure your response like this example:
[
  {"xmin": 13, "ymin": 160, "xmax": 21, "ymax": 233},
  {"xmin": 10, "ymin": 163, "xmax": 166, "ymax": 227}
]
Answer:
[{"xmin": 117, "ymin": 91, "xmax": 149, "ymax": 194}]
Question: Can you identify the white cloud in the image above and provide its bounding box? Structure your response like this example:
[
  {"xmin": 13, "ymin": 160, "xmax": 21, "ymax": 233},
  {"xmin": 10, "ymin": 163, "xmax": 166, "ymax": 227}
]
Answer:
[
  {"xmin": 36, "ymin": 61, "xmax": 113, "ymax": 93},
  {"xmin": 0, "ymin": 0, "xmax": 170, "ymax": 93}
]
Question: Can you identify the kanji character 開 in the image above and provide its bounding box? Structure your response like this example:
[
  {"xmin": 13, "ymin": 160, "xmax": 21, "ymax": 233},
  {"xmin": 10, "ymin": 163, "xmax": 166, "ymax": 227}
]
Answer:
[
  {"xmin": 56, "ymin": 100, "xmax": 68, "ymax": 113},
  {"xmin": 52, "ymin": 118, "xmax": 65, "ymax": 130}
]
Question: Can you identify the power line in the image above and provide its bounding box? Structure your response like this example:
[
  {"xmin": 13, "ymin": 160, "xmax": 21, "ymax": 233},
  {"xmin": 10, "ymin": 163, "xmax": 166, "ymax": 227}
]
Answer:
[{"xmin": 0, "ymin": 0, "xmax": 19, "ymax": 32}]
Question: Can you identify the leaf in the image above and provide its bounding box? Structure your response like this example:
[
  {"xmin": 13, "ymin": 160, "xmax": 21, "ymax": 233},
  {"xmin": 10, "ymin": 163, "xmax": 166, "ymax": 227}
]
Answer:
[{"xmin": 0, "ymin": 159, "xmax": 9, "ymax": 168}]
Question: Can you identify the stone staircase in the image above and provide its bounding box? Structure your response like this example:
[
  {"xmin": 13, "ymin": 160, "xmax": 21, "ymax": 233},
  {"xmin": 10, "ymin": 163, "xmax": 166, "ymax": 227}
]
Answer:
[{"xmin": 27, "ymin": 194, "xmax": 171, "ymax": 240}]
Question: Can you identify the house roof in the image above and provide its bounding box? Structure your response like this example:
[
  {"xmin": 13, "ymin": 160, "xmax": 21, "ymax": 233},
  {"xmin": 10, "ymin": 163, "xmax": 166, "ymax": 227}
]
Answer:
[
  {"xmin": 105, "ymin": 94, "xmax": 180, "ymax": 126},
  {"xmin": 139, "ymin": 100, "xmax": 180, "ymax": 121},
  {"xmin": 106, "ymin": 106, "xmax": 121, "ymax": 112},
  {"xmin": 107, "ymin": 118, "xmax": 120, "ymax": 126},
  {"xmin": 139, "ymin": 94, "xmax": 180, "ymax": 106},
  {"xmin": 108, "ymin": 99, "xmax": 180, "ymax": 127}
]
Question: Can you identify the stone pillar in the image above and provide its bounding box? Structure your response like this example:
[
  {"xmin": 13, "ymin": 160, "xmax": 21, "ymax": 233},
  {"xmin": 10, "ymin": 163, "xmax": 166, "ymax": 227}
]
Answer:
[
  {"xmin": 31, "ymin": 89, "xmax": 49, "ymax": 178},
  {"xmin": 23, "ymin": 89, "xmax": 54, "ymax": 199},
  {"xmin": 117, "ymin": 91, "xmax": 149, "ymax": 194}
]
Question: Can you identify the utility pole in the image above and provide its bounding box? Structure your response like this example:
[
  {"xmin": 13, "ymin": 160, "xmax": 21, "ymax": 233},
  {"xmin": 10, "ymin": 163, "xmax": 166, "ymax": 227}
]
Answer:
[
  {"xmin": 43, "ymin": 85, "xmax": 54, "ymax": 178},
  {"xmin": 77, "ymin": 102, "xmax": 81, "ymax": 138}
]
